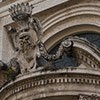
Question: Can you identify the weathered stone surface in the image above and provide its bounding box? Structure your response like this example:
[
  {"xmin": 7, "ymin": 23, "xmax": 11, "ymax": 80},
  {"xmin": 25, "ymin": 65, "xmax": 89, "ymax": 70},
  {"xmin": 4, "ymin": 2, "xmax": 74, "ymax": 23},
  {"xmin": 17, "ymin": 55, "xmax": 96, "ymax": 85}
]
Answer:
[{"xmin": 0, "ymin": 0, "xmax": 100, "ymax": 100}]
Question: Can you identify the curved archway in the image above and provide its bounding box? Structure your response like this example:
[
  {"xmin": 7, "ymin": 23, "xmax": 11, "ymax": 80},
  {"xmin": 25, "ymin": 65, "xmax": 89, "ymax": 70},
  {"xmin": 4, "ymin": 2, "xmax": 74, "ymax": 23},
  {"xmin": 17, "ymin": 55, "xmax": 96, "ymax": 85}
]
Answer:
[
  {"xmin": 42, "ymin": 3, "xmax": 100, "ymax": 49},
  {"xmin": 44, "ymin": 24, "xmax": 100, "ymax": 50},
  {"xmin": 42, "ymin": 3, "xmax": 100, "ymax": 33}
]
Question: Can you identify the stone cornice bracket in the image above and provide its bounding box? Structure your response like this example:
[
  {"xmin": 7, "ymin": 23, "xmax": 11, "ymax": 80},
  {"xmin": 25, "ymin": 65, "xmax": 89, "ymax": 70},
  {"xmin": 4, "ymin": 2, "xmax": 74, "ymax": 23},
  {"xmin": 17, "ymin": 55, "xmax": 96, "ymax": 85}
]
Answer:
[{"xmin": 9, "ymin": 2, "xmax": 34, "ymax": 21}]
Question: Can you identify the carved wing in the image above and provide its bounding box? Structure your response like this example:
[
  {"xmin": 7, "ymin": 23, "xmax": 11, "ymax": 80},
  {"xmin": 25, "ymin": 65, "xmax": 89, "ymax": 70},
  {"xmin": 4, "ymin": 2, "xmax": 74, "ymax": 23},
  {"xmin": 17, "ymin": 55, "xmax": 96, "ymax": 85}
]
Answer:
[{"xmin": 29, "ymin": 17, "xmax": 43, "ymax": 41}]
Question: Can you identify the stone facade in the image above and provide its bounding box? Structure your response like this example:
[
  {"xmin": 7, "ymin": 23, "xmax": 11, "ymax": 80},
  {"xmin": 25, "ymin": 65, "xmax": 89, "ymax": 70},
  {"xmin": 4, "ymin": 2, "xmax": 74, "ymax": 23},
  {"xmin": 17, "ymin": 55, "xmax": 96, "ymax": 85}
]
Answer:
[{"xmin": 0, "ymin": 0, "xmax": 100, "ymax": 100}]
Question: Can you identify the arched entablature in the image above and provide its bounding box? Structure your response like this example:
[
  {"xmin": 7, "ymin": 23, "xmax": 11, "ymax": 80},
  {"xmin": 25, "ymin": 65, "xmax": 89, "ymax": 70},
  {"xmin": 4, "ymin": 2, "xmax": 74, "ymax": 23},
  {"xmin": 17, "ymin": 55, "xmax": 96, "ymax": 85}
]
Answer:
[
  {"xmin": 42, "ymin": 3, "xmax": 100, "ymax": 33},
  {"xmin": 42, "ymin": 3, "xmax": 100, "ymax": 46},
  {"xmin": 43, "ymin": 15, "xmax": 100, "ymax": 44},
  {"xmin": 44, "ymin": 24, "xmax": 100, "ymax": 50}
]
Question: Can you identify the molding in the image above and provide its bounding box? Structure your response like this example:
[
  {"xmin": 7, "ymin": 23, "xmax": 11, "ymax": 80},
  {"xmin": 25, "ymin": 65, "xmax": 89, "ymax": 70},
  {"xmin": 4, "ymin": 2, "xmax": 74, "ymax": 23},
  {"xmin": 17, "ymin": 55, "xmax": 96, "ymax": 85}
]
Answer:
[
  {"xmin": 42, "ymin": 3, "xmax": 100, "ymax": 43},
  {"xmin": 1, "ymin": 68, "xmax": 100, "ymax": 99},
  {"xmin": 0, "ymin": 0, "xmax": 69, "ymax": 19},
  {"xmin": 77, "ymin": 48, "xmax": 100, "ymax": 69},
  {"xmin": 42, "ymin": 3, "xmax": 100, "ymax": 31},
  {"xmin": 69, "ymin": 37, "xmax": 100, "ymax": 62}
]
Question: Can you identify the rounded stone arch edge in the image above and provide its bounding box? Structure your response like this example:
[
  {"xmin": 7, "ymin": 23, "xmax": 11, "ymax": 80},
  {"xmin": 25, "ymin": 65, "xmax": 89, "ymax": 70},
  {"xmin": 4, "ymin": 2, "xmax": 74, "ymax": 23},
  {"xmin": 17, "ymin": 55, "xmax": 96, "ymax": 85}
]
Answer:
[
  {"xmin": 43, "ymin": 24, "xmax": 100, "ymax": 50},
  {"xmin": 42, "ymin": 2, "xmax": 100, "ymax": 32},
  {"xmin": 41, "ymin": 2, "xmax": 100, "ymax": 45}
]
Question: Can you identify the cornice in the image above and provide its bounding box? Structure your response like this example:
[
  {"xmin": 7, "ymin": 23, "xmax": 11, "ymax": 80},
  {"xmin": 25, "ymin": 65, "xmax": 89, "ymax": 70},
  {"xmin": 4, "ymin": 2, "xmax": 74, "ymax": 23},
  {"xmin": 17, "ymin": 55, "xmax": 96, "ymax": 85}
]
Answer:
[
  {"xmin": 1, "ymin": 68, "xmax": 100, "ymax": 100},
  {"xmin": 42, "ymin": 3, "xmax": 100, "ymax": 32},
  {"xmin": 0, "ymin": 0, "xmax": 69, "ymax": 19},
  {"xmin": 41, "ymin": 3, "xmax": 100, "ymax": 45}
]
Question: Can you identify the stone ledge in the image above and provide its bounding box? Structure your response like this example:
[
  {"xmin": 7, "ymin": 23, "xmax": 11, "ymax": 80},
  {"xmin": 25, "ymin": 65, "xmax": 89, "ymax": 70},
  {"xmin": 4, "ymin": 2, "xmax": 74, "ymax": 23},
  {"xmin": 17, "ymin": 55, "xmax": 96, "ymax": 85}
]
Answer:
[{"xmin": 1, "ymin": 68, "xmax": 100, "ymax": 100}]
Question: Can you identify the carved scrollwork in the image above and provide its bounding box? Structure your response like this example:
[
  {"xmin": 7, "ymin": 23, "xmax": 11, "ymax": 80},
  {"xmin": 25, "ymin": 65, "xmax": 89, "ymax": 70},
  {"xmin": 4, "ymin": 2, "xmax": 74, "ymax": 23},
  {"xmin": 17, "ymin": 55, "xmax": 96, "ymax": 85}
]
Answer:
[
  {"xmin": 38, "ymin": 39, "xmax": 73, "ymax": 62},
  {"xmin": 62, "ymin": 39, "xmax": 73, "ymax": 57}
]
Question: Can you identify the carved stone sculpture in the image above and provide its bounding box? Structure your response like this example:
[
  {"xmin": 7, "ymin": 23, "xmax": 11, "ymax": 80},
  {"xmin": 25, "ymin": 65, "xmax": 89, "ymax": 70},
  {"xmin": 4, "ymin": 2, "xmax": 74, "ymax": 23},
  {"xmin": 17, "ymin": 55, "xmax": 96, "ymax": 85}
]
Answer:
[
  {"xmin": 0, "ymin": 2, "xmax": 75, "ymax": 89},
  {"xmin": 8, "ymin": 3, "xmax": 43, "ymax": 74},
  {"xmin": 7, "ymin": 2, "xmax": 73, "ymax": 74},
  {"xmin": 9, "ymin": 3, "xmax": 33, "ymax": 21}
]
